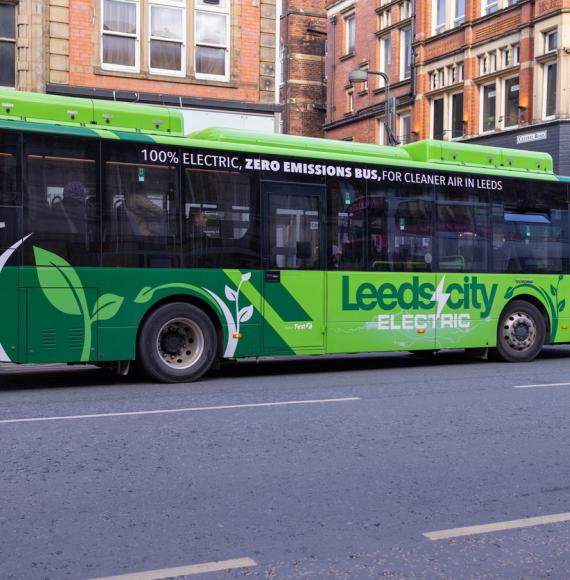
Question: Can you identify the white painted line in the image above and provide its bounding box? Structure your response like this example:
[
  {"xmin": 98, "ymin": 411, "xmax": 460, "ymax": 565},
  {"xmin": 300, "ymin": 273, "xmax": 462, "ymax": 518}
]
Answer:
[
  {"xmin": 91, "ymin": 557, "xmax": 257, "ymax": 579},
  {"xmin": 424, "ymin": 512, "xmax": 570, "ymax": 541},
  {"xmin": 0, "ymin": 397, "xmax": 361, "ymax": 425},
  {"xmin": 513, "ymin": 382, "xmax": 570, "ymax": 389}
]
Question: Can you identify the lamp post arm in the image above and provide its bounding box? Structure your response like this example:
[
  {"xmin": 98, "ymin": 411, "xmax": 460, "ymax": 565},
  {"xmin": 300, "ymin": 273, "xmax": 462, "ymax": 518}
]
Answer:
[{"xmin": 365, "ymin": 70, "xmax": 397, "ymax": 146}]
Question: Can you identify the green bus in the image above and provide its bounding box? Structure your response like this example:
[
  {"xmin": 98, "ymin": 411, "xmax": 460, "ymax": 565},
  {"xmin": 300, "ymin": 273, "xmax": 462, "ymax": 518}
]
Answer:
[{"xmin": 1, "ymin": 90, "xmax": 569, "ymax": 382}]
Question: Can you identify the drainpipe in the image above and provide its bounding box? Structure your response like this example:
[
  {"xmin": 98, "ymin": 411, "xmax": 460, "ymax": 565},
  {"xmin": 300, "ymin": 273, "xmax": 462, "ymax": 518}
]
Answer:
[{"xmin": 329, "ymin": 16, "xmax": 337, "ymax": 124}]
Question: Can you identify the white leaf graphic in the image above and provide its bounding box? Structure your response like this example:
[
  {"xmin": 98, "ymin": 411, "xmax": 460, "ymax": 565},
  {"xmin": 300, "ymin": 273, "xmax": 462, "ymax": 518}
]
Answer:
[
  {"xmin": 238, "ymin": 304, "xmax": 254, "ymax": 323},
  {"xmin": 225, "ymin": 285, "xmax": 237, "ymax": 302},
  {"xmin": 241, "ymin": 272, "xmax": 252, "ymax": 282}
]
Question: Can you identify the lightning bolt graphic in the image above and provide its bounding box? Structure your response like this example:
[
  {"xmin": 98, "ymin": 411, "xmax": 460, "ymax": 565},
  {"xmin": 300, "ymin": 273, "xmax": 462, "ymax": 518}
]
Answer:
[{"xmin": 431, "ymin": 276, "xmax": 451, "ymax": 317}]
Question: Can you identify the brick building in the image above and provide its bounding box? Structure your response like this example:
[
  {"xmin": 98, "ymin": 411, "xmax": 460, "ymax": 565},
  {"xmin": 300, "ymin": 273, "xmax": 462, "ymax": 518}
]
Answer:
[
  {"xmin": 324, "ymin": 0, "xmax": 570, "ymax": 175},
  {"xmin": 280, "ymin": 0, "xmax": 327, "ymax": 136},
  {"xmin": 1, "ymin": 0, "xmax": 280, "ymax": 133}
]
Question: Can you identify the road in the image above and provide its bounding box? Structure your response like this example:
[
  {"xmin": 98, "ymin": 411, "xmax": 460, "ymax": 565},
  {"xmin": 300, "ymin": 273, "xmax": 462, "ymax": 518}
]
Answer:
[{"xmin": 2, "ymin": 349, "xmax": 570, "ymax": 579}]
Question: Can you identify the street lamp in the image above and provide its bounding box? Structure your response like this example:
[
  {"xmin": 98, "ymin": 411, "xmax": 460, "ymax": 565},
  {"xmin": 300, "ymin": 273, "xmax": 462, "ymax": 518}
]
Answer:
[{"xmin": 348, "ymin": 69, "xmax": 397, "ymax": 145}]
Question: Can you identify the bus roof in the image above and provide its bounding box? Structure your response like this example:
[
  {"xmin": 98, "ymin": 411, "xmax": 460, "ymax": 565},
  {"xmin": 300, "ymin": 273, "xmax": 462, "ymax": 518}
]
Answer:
[{"xmin": 0, "ymin": 89, "xmax": 556, "ymax": 177}]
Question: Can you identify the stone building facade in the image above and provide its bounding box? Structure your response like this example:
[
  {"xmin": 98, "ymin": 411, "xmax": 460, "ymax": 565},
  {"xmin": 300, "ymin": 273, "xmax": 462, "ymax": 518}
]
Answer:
[
  {"xmin": 2, "ymin": 0, "xmax": 280, "ymax": 133},
  {"xmin": 280, "ymin": 0, "xmax": 327, "ymax": 136},
  {"xmin": 324, "ymin": 0, "xmax": 570, "ymax": 175}
]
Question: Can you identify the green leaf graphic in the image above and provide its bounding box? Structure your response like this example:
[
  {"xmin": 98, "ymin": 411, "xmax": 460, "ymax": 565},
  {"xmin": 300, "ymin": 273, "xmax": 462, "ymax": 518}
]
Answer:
[
  {"xmin": 550, "ymin": 284, "xmax": 557, "ymax": 296},
  {"xmin": 558, "ymin": 299, "xmax": 566, "ymax": 313},
  {"xmin": 33, "ymin": 246, "xmax": 84, "ymax": 316},
  {"xmin": 92, "ymin": 293, "xmax": 124, "ymax": 322},
  {"xmin": 505, "ymin": 287, "xmax": 514, "ymax": 299},
  {"xmin": 134, "ymin": 286, "xmax": 154, "ymax": 304}
]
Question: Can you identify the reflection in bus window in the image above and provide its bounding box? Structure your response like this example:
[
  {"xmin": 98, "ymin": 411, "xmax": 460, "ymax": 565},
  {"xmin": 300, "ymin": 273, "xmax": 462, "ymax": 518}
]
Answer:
[
  {"xmin": 103, "ymin": 144, "xmax": 179, "ymax": 268},
  {"xmin": 183, "ymin": 169, "xmax": 259, "ymax": 269},
  {"xmin": 491, "ymin": 181, "xmax": 568, "ymax": 274},
  {"xmin": 437, "ymin": 203, "xmax": 489, "ymax": 271},
  {"xmin": 24, "ymin": 136, "xmax": 98, "ymax": 266},
  {"xmin": 368, "ymin": 183, "xmax": 433, "ymax": 272},
  {"xmin": 328, "ymin": 179, "xmax": 366, "ymax": 270}
]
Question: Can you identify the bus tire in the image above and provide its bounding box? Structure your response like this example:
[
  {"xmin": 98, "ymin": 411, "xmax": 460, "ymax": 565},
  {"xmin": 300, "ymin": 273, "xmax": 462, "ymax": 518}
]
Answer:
[
  {"xmin": 492, "ymin": 300, "xmax": 545, "ymax": 363},
  {"xmin": 137, "ymin": 302, "xmax": 217, "ymax": 383}
]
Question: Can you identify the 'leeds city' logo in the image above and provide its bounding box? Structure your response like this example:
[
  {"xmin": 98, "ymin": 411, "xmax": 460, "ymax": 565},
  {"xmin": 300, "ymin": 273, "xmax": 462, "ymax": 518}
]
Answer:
[{"xmin": 342, "ymin": 275, "xmax": 498, "ymax": 330}]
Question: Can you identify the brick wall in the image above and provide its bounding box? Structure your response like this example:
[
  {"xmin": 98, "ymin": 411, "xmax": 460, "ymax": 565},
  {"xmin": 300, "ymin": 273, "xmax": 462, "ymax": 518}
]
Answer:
[{"xmin": 280, "ymin": 0, "xmax": 327, "ymax": 136}]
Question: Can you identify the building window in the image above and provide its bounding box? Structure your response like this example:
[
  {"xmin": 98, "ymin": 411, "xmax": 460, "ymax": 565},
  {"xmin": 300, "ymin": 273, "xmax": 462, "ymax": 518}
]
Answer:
[
  {"xmin": 149, "ymin": 1, "xmax": 185, "ymax": 74},
  {"xmin": 432, "ymin": 97, "xmax": 444, "ymax": 139},
  {"xmin": 544, "ymin": 62, "xmax": 557, "ymax": 119},
  {"xmin": 0, "ymin": 3, "xmax": 16, "ymax": 87},
  {"xmin": 102, "ymin": 0, "xmax": 140, "ymax": 71},
  {"xmin": 400, "ymin": 27, "xmax": 412, "ymax": 80},
  {"xmin": 490, "ymin": 52, "xmax": 497, "ymax": 72},
  {"xmin": 345, "ymin": 14, "xmax": 355, "ymax": 54},
  {"xmin": 501, "ymin": 47, "xmax": 510, "ymax": 68},
  {"xmin": 453, "ymin": 0, "xmax": 465, "ymax": 25},
  {"xmin": 481, "ymin": 83, "xmax": 496, "ymax": 132},
  {"xmin": 513, "ymin": 44, "xmax": 520, "ymax": 65},
  {"xmin": 378, "ymin": 119, "xmax": 386, "ymax": 145},
  {"xmin": 503, "ymin": 76, "xmax": 519, "ymax": 127},
  {"xmin": 347, "ymin": 90, "xmax": 354, "ymax": 114},
  {"xmin": 479, "ymin": 56, "xmax": 487, "ymax": 76},
  {"xmin": 438, "ymin": 68, "xmax": 445, "ymax": 87},
  {"xmin": 401, "ymin": 1, "xmax": 411, "ymax": 19},
  {"xmin": 483, "ymin": 0, "xmax": 498, "ymax": 14},
  {"xmin": 380, "ymin": 9, "xmax": 391, "ymax": 29},
  {"xmin": 434, "ymin": 0, "xmax": 446, "ymax": 34},
  {"xmin": 450, "ymin": 92, "xmax": 464, "ymax": 138},
  {"xmin": 399, "ymin": 113, "xmax": 412, "ymax": 144},
  {"xmin": 379, "ymin": 35, "xmax": 391, "ymax": 77},
  {"xmin": 458, "ymin": 62, "xmax": 464, "ymax": 81},
  {"xmin": 195, "ymin": 0, "xmax": 229, "ymax": 80},
  {"xmin": 545, "ymin": 30, "xmax": 558, "ymax": 53}
]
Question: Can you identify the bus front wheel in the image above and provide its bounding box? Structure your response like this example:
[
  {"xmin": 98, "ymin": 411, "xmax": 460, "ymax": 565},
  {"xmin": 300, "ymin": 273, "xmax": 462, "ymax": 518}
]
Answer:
[
  {"xmin": 138, "ymin": 303, "xmax": 217, "ymax": 383},
  {"xmin": 493, "ymin": 300, "xmax": 545, "ymax": 363}
]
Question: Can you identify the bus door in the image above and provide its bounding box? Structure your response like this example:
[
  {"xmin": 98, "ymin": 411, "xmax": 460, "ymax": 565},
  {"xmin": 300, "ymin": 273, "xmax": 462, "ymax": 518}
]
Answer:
[{"xmin": 261, "ymin": 181, "xmax": 325, "ymax": 352}]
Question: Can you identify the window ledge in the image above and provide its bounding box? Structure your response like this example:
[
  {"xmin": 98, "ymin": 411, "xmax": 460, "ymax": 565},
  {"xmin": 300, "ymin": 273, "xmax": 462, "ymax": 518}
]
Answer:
[
  {"xmin": 339, "ymin": 52, "xmax": 356, "ymax": 62},
  {"xmin": 94, "ymin": 67, "xmax": 239, "ymax": 88}
]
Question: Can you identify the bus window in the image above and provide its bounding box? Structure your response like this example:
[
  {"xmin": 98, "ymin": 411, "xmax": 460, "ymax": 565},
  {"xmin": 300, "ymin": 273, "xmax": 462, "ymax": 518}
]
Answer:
[
  {"xmin": 368, "ymin": 181, "xmax": 433, "ymax": 272},
  {"xmin": 436, "ymin": 180, "xmax": 489, "ymax": 272},
  {"xmin": 436, "ymin": 204, "xmax": 489, "ymax": 272},
  {"xmin": 327, "ymin": 178, "xmax": 366, "ymax": 270},
  {"xmin": 183, "ymin": 168, "xmax": 260, "ymax": 269},
  {"xmin": 102, "ymin": 143, "xmax": 179, "ymax": 268},
  {"xmin": 24, "ymin": 135, "xmax": 99, "ymax": 266},
  {"xmin": 491, "ymin": 180, "xmax": 568, "ymax": 274},
  {"xmin": 0, "ymin": 131, "xmax": 21, "ymax": 255}
]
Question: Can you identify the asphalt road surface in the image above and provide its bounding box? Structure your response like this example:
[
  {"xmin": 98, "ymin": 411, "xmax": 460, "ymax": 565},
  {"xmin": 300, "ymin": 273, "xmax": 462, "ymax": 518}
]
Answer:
[{"xmin": 2, "ymin": 348, "xmax": 570, "ymax": 579}]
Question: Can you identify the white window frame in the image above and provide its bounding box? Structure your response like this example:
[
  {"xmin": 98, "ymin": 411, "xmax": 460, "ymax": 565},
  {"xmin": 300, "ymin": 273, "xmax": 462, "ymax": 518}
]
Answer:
[
  {"xmin": 195, "ymin": 0, "xmax": 230, "ymax": 81},
  {"xmin": 431, "ymin": 96, "xmax": 445, "ymax": 140},
  {"xmin": 378, "ymin": 119, "xmax": 386, "ymax": 145},
  {"xmin": 479, "ymin": 55, "xmax": 487, "ymax": 76},
  {"xmin": 501, "ymin": 47, "xmax": 510, "ymax": 68},
  {"xmin": 545, "ymin": 29, "xmax": 558, "ymax": 53},
  {"xmin": 345, "ymin": 14, "xmax": 355, "ymax": 54},
  {"xmin": 433, "ymin": 0, "xmax": 446, "ymax": 34},
  {"xmin": 513, "ymin": 44, "xmax": 520, "ymax": 65},
  {"xmin": 101, "ymin": 0, "xmax": 141, "ymax": 72},
  {"xmin": 148, "ymin": 0, "xmax": 186, "ymax": 77},
  {"xmin": 543, "ymin": 61, "xmax": 557, "ymax": 120},
  {"xmin": 379, "ymin": 35, "xmax": 391, "ymax": 79},
  {"xmin": 401, "ymin": 1, "xmax": 411, "ymax": 19},
  {"xmin": 502, "ymin": 75, "xmax": 519, "ymax": 128},
  {"xmin": 452, "ymin": 0, "xmax": 465, "ymax": 26},
  {"xmin": 400, "ymin": 27, "xmax": 411, "ymax": 80},
  {"xmin": 399, "ymin": 113, "xmax": 411, "ymax": 144},
  {"xmin": 480, "ymin": 81, "xmax": 497, "ymax": 134},
  {"xmin": 483, "ymin": 0, "xmax": 498, "ymax": 15},
  {"xmin": 449, "ymin": 91, "xmax": 464, "ymax": 140},
  {"xmin": 490, "ymin": 51, "xmax": 496, "ymax": 72}
]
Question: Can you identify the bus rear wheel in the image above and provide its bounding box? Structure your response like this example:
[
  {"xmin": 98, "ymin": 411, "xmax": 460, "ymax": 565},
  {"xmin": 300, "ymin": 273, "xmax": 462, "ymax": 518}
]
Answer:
[
  {"xmin": 493, "ymin": 300, "xmax": 545, "ymax": 362},
  {"xmin": 138, "ymin": 303, "xmax": 217, "ymax": 383}
]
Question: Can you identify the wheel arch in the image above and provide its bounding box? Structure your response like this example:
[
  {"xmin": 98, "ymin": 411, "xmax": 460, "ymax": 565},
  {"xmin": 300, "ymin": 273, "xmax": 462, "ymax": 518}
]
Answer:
[{"xmin": 135, "ymin": 294, "xmax": 225, "ymax": 359}]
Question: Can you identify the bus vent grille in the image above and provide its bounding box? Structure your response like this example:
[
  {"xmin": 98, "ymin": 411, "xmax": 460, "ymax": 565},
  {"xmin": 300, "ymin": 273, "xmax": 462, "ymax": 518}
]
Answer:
[
  {"xmin": 69, "ymin": 328, "xmax": 83, "ymax": 350},
  {"xmin": 42, "ymin": 329, "xmax": 57, "ymax": 350}
]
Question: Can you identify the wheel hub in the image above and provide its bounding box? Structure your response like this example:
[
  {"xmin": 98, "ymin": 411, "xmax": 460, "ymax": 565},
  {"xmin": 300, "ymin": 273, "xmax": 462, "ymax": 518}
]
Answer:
[
  {"xmin": 156, "ymin": 318, "xmax": 205, "ymax": 370},
  {"xmin": 503, "ymin": 312, "xmax": 536, "ymax": 351}
]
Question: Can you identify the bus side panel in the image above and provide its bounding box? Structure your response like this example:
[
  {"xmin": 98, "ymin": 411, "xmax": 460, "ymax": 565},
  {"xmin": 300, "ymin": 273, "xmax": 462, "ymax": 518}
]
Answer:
[
  {"xmin": 326, "ymin": 271, "xmax": 437, "ymax": 354},
  {"xmin": 0, "ymin": 267, "xmax": 20, "ymax": 362}
]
